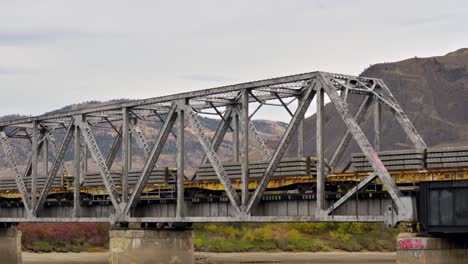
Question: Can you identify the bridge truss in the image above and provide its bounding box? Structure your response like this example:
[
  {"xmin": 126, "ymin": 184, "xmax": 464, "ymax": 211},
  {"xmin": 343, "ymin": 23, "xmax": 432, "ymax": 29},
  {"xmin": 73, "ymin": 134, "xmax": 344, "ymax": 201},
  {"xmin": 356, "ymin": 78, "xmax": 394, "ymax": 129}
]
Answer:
[{"xmin": 0, "ymin": 71, "xmax": 426, "ymax": 225}]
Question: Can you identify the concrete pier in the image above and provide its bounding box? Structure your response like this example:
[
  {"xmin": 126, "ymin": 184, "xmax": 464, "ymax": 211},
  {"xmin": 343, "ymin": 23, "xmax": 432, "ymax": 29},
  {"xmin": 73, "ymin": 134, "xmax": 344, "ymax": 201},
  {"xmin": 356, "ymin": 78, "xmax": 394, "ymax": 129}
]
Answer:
[
  {"xmin": 109, "ymin": 228, "xmax": 194, "ymax": 264},
  {"xmin": 397, "ymin": 233, "xmax": 468, "ymax": 264},
  {"xmin": 0, "ymin": 227, "xmax": 22, "ymax": 264}
]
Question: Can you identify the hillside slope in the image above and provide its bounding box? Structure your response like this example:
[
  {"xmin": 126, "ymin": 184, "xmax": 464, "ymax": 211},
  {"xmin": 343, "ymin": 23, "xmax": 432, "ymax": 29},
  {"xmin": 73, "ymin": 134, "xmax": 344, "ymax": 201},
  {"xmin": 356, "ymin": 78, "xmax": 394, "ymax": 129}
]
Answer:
[{"xmin": 296, "ymin": 48, "xmax": 468, "ymax": 169}]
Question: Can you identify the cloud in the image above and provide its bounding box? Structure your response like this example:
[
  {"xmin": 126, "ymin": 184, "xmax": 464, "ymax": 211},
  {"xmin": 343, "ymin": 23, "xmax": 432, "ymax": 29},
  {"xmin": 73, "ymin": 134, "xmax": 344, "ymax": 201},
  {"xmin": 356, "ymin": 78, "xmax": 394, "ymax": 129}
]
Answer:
[
  {"xmin": 0, "ymin": 31, "xmax": 121, "ymax": 46},
  {"xmin": 179, "ymin": 74, "xmax": 232, "ymax": 82},
  {"xmin": 0, "ymin": 66, "xmax": 31, "ymax": 75},
  {"xmin": 399, "ymin": 14, "xmax": 456, "ymax": 27}
]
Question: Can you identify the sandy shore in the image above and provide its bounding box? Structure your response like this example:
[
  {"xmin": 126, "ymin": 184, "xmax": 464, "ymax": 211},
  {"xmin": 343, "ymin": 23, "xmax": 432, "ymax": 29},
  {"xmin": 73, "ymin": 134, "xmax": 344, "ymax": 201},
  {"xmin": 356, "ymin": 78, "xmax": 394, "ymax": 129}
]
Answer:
[
  {"xmin": 23, "ymin": 251, "xmax": 396, "ymax": 263},
  {"xmin": 23, "ymin": 252, "xmax": 109, "ymax": 263}
]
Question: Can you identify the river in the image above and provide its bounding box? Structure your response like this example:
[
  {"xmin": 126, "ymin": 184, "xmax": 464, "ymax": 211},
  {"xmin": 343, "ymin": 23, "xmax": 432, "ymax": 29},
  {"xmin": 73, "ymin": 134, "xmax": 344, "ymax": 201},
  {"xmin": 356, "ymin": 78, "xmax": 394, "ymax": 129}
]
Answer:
[{"xmin": 23, "ymin": 252, "xmax": 396, "ymax": 264}]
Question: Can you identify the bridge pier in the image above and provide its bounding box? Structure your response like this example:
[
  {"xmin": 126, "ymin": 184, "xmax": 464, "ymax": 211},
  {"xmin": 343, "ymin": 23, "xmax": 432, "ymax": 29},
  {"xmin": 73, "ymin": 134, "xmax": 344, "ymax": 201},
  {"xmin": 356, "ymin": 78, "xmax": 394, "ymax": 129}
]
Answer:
[
  {"xmin": 109, "ymin": 225, "xmax": 194, "ymax": 264},
  {"xmin": 397, "ymin": 233, "xmax": 468, "ymax": 264},
  {"xmin": 0, "ymin": 225, "xmax": 22, "ymax": 264}
]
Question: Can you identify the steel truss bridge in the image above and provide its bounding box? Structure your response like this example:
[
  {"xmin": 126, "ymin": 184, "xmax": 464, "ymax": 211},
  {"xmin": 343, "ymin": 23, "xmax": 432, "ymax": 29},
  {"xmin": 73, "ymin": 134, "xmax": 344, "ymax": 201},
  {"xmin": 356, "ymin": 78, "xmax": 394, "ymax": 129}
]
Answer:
[{"xmin": 0, "ymin": 71, "xmax": 432, "ymax": 226}]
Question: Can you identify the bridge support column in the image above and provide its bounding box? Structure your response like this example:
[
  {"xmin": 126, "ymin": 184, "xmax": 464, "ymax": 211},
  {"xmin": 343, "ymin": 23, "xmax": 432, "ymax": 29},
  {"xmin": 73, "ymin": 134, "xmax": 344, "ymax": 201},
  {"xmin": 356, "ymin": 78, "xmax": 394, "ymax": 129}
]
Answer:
[
  {"xmin": 397, "ymin": 233, "xmax": 468, "ymax": 264},
  {"xmin": 0, "ymin": 226, "xmax": 22, "ymax": 264},
  {"xmin": 109, "ymin": 227, "xmax": 194, "ymax": 264}
]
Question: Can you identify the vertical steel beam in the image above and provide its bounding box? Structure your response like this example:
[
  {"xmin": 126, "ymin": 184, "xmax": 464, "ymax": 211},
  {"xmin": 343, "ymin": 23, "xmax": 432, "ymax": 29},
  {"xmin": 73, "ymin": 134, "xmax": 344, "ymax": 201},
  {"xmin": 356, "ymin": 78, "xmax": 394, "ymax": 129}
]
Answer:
[
  {"xmin": 105, "ymin": 126, "xmax": 122, "ymax": 170},
  {"xmin": 374, "ymin": 99, "xmax": 382, "ymax": 151},
  {"xmin": 83, "ymin": 145, "xmax": 88, "ymax": 174},
  {"xmin": 245, "ymin": 83, "xmax": 316, "ymax": 213},
  {"xmin": 316, "ymin": 87, "xmax": 325, "ymax": 213},
  {"xmin": 23, "ymin": 135, "xmax": 45, "ymax": 178},
  {"xmin": 176, "ymin": 104, "xmax": 185, "ymax": 218},
  {"xmin": 233, "ymin": 109, "xmax": 240, "ymax": 162},
  {"xmin": 31, "ymin": 121, "xmax": 39, "ymax": 210},
  {"xmin": 240, "ymin": 90, "xmax": 249, "ymax": 208},
  {"xmin": 122, "ymin": 108, "xmax": 130, "ymax": 202},
  {"xmin": 124, "ymin": 104, "xmax": 177, "ymax": 215},
  {"xmin": 129, "ymin": 119, "xmax": 134, "ymax": 170},
  {"xmin": 43, "ymin": 136, "xmax": 48, "ymax": 177},
  {"xmin": 73, "ymin": 123, "xmax": 81, "ymax": 217}
]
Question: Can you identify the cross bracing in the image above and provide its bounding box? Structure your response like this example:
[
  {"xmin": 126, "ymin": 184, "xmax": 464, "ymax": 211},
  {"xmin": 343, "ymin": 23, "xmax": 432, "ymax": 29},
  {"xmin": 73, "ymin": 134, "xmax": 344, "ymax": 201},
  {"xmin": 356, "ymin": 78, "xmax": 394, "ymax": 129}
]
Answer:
[{"xmin": 0, "ymin": 71, "xmax": 427, "ymax": 226}]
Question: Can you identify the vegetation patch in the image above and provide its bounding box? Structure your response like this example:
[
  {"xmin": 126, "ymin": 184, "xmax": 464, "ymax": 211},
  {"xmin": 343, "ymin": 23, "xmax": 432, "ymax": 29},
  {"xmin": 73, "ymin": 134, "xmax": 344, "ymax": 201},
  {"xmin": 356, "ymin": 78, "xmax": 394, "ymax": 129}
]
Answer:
[
  {"xmin": 193, "ymin": 222, "xmax": 401, "ymax": 252},
  {"xmin": 18, "ymin": 222, "xmax": 401, "ymax": 253},
  {"xmin": 19, "ymin": 223, "xmax": 109, "ymax": 253}
]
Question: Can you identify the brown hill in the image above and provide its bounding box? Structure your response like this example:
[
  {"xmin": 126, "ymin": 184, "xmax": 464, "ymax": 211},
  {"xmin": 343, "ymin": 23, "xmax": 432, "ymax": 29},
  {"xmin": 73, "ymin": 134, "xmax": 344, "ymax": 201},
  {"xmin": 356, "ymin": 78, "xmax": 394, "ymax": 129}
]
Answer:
[{"xmin": 294, "ymin": 48, "xmax": 468, "ymax": 169}]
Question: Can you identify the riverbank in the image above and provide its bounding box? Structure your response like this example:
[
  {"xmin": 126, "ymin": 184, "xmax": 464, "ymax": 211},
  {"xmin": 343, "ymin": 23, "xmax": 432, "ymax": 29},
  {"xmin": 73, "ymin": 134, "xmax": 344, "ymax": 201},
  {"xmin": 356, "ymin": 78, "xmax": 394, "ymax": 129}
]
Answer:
[
  {"xmin": 23, "ymin": 252, "xmax": 396, "ymax": 263},
  {"xmin": 19, "ymin": 222, "xmax": 400, "ymax": 253}
]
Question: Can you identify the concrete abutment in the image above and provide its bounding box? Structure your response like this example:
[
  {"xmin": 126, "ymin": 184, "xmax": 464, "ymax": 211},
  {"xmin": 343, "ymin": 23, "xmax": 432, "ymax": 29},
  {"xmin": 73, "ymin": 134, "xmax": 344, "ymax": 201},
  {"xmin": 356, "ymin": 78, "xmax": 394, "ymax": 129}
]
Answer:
[
  {"xmin": 109, "ymin": 227, "xmax": 194, "ymax": 264},
  {"xmin": 0, "ymin": 226, "xmax": 22, "ymax": 264},
  {"xmin": 397, "ymin": 233, "xmax": 468, "ymax": 264}
]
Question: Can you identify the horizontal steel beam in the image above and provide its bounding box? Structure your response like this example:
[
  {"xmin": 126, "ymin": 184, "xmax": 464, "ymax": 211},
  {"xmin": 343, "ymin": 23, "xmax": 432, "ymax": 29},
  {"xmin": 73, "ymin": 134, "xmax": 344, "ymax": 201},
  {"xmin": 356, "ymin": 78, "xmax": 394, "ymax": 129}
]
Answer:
[{"xmin": 0, "ymin": 215, "xmax": 385, "ymax": 223}]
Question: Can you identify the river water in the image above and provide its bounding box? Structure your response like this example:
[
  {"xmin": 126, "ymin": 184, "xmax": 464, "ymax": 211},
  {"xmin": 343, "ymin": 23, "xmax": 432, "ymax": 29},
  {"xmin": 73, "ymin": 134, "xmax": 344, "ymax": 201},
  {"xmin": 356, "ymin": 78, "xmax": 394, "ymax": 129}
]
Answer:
[{"xmin": 23, "ymin": 252, "xmax": 396, "ymax": 264}]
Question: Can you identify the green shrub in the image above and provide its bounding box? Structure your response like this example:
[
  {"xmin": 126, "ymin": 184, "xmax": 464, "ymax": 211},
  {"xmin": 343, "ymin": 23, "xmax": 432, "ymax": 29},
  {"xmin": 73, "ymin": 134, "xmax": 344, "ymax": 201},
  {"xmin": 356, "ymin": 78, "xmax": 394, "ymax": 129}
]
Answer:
[{"xmin": 29, "ymin": 241, "xmax": 53, "ymax": 252}]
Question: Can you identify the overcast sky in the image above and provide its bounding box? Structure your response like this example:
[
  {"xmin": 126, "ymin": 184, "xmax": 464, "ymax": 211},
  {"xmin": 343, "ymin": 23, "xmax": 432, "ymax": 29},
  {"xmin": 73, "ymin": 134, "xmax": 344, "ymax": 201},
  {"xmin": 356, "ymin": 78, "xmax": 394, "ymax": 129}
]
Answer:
[{"xmin": 0, "ymin": 0, "xmax": 467, "ymax": 121}]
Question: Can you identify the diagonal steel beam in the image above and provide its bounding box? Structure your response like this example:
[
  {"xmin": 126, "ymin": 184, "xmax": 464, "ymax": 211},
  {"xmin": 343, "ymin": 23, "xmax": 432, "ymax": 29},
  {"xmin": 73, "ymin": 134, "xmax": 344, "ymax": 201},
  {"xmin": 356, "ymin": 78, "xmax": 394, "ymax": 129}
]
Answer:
[
  {"xmin": 274, "ymin": 92, "xmax": 294, "ymax": 117},
  {"xmin": 374, "ymin": 99, "xmax": 382, "ymax": 151},
  {"xmin": 131, "ymin": 124, "xmax": 151, "ymax": 158},
  {"xmin": 318, "ymin": 73, "xmax": 408, "ymax": 215},
  {"xmin": 0, "ymin": 130, "xmax": 32, "ymax": 216},
  {"xmin": 248, "ymin": 121, "xmax": 271, "ymax": 160},
  {"xmin": 23, "ymin": 134, "xmax": 45, "ymax": 178},
  {"xmin": 105, "ymin": 125, "xmax": 123, "ymax": 170},
  {"xmin": 181, "ymin": 103, "xmax": 242, "ymax": 215},
  {"xmin": 374, "ymin": 80, "xmax": 426, "ymax": 149},
  {"xmin": 79, "ymin": 118, "xmax": 123, "ymax": 214},
  {"xmin": 200, "ymin": 108, "xmax": 234, "ymax": 165},
  {"xmin": 322, "ymin": 173, "xmax": 377, "ymax": 216},
  {"xmin": 245, "ymin": 82, "xmax": 316, "ymax": 213},
  {"xmin": 123, "ymin": 104, "xmax": 178, "ymax": 215},
  {"xmin": 153, "ymin": 110, "xmax": 178, "ymax": 138},
  {"xmin": 48, "ymin": 134, "xmax": 69, "ymax": 175},
  {"xmin": 209, "ymin": 102, "xmax": 234, "ymax": 131},
  {"xmin": 33, "ymin": 120, "xmax": 74, "ymax": 216},
  {"xmin": 329, "ymin": 95, "xmax": 373, "ymax": 169},
  {"xmin": 233, "ymin": 108, "xmax": 240, "ymax": 161}
]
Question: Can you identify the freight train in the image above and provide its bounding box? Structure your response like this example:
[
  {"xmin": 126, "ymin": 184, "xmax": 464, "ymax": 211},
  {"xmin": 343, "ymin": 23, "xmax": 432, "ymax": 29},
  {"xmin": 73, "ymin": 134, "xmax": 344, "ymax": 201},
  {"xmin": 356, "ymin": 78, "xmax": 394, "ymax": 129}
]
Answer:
[{"xmin": 1, "ymin": 147, "xmax": 468, "ymax": 205}]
